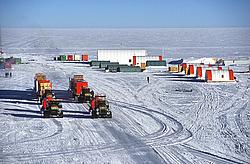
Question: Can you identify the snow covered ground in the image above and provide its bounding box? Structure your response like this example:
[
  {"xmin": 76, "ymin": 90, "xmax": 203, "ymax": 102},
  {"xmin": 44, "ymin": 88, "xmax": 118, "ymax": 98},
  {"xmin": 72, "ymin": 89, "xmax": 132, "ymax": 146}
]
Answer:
[{"xmin": 0, "ymin": 28, "xmax": 250, "ymax": 163}]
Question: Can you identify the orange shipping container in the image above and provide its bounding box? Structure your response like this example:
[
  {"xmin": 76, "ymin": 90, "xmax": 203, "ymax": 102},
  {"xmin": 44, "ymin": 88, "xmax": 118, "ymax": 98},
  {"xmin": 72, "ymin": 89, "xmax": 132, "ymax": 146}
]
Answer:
[{"xmin": 82, "ymin": 54, "xmax": 89, "ymax": 61}]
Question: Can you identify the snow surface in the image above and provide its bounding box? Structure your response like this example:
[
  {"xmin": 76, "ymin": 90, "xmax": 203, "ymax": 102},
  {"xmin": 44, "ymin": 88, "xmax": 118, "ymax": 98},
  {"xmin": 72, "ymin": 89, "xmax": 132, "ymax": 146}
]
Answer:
[{"xmin": 0, "ymin": 28, "xmax": 250, "ymax": 164}]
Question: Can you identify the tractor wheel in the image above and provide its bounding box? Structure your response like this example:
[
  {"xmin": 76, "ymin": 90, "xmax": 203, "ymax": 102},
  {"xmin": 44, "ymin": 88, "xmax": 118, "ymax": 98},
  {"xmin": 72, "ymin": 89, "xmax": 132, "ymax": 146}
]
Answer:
[
  {"xmin": 108, "ymin": 111, "xmax": 112, "ymax": 118},
  {"xmin": 43, "ymin": 111, "xmax": 50, "ymax": 118},
  {"xmin": 91, "ymin": 110, "xmax": 97, "ymax": 119},
  {"xmin": 59, "ymin": 111, "xmax": 63, "ymax": 118}
]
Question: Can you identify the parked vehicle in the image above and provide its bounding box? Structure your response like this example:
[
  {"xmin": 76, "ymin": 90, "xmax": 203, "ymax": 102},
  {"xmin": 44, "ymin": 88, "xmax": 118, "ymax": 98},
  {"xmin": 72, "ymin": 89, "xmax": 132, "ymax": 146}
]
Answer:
[
  {"xmin": 69, "ymin": 75, "xmax": 88, "ymax": 102},
  {"xmin": 89, "ymin": 94, "xmax": 112, "ymax": 118},
  {"xmin": 41, "ymin": 99, "xmax": 63, "ymax": 118},
  {"xmin": 79, "ymin": 88, "xmax": 93, "ymax": 103}
]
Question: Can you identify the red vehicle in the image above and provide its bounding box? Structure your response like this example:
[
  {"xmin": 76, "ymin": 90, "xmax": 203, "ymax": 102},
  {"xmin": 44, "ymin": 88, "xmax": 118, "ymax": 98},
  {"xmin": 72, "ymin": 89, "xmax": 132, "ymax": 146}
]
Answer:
[
  {"xmin": 89, "ymin": 94, "xmax": 112, "ymax": 118},
  {"xmin": 69, "ymin": 75, "xmax": 88, "ymax": 101}
]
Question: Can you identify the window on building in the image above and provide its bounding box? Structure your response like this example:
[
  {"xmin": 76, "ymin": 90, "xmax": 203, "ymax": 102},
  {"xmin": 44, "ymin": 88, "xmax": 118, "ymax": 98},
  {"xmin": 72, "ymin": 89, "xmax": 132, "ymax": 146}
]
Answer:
[{"xmin": 222, "ymin": 75, "xmax": 224, "ymax": 78}]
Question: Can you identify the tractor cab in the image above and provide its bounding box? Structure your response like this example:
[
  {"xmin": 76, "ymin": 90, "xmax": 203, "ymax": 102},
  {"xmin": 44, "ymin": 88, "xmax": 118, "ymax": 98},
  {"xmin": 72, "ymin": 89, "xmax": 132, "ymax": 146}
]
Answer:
[
  {"xmin": 79, "ymin": 88, "xmax": 93, "ymax": 102},
  {"xmin": 90, "ymin": 94, "xmax": 112, "ymax": 118},
  {"xmin": 43, "ymin": 100, "xmax": 63, "ymax": 118}
]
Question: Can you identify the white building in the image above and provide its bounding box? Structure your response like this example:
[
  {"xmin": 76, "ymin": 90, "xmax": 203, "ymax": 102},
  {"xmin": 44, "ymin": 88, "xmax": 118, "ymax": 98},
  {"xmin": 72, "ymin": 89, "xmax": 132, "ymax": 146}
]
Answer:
[
  {"xmin": 97, "ymin": 49, "xmax": 147, "ymax": 65},
  {"xmin": 205, "ymin": 69, "xmax": 235, "ymax": 82}
]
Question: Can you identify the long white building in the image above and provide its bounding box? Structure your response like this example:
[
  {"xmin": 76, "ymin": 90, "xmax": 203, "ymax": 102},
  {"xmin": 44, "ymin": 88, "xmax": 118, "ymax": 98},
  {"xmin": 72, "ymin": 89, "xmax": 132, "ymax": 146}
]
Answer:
[{"xmin": 97, "ymin": 49, "xmax": 147, "ymax": 65}]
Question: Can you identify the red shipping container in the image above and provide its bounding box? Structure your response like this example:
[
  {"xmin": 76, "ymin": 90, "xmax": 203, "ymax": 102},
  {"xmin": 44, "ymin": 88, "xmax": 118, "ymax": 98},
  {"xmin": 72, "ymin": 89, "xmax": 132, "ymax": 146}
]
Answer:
[
  {"xmin": 68, "ymin": 55, "xmax": 73, "ymax": 61},
  {"xmin": 197, "ymin": 67, "xmax": 202, "ymax": 77},
  {"xmin": 75, "ymin": 81, "xmax": 88, "ymax": 95},
  {"xmin": 206, "ymin": 70, "xmax": 212, "ymax": 81},
  {"xmin": 159, "ymin": 55, "xmax": 163, "ymax": 61}
]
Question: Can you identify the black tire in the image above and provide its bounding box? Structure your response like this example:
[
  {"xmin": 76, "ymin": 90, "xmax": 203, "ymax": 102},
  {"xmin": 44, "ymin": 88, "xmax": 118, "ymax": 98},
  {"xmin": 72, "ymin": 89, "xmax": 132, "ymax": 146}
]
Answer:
[
  {"xmin": 59, "ymin": 111, "xmax": 63, "ymax": 118},
  {"xmin": 43, "ymin": 111, "xmax": 50, "ymax": 118},
  {"xmin": 91, "ymin": 110, "xmax": 97, "ymax": 119},
  {"xmin": 108, "ymin": 111, "xmax": 112, "ymax": 118}
]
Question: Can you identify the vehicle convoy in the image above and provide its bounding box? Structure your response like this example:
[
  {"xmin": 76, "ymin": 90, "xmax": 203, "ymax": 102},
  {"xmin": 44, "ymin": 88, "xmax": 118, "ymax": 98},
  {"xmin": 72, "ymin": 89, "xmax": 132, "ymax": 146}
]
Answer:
[
  {"xmin": 69, "ymin": 74, "xmax": 89, "ymax": 102},
  {"xmin": 41, "ymin": 93, "xmax": 63, "ymax": 118},
  {"xmin": 34, "ymin": 73, "xmax": 52, "ymax": 101},
  {"xmin": 89, "ymin": 94, "xmax": 112, "ymax": 118}
]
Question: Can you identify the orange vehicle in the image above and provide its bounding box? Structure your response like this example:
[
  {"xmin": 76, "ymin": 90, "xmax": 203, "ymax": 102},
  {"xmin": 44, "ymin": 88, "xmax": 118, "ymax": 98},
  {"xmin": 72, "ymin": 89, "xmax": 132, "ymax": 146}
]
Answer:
[{"xmin": 69, "ymin": 75, "xmax": 89, "ymax": 101}]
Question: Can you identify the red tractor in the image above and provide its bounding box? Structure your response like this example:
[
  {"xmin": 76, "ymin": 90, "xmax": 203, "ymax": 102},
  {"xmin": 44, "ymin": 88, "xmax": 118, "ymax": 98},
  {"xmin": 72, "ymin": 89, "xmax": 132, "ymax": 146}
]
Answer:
[
  {"xmin": 41, "ymin": 93, "xmax": 63, "ymax": 118},
  {"xmin": 89, "ymin": 94, "xmax": 112, "ymax": 118}
]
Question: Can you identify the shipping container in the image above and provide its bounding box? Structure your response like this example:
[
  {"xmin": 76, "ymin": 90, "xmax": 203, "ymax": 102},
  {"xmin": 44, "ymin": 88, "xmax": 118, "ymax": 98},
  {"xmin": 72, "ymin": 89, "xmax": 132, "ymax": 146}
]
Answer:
[
  {"xmin": 37, "ymin": 80, "xmax": 52, "ymax": 96},
  {"xmin": 74, "ymin": 54, "xmax": 81, "ymax": 61},
  {"xmin": 97, "ymin": 49, "xmax": 147, "ymax": 65},
  {"xmin": 14, "ymin": 58, "xmax": 21, "ymax": 64},
  {"xmin": 67, "ymin": 55, "xmax": 73, "ymax": 61},
  {"xmin": 90, "ymin": 60, "xmax": 110, "ymax": 67},
  {"xmin": 106, "ymin": 65, "xmax": 119, "ymax": 72},
  {"xmin": 34, "ymin": 73, "xmax": 47, "ymax": 93},
  {"xmin": 117, "ymin": 66, "xmax": 141, "ymax": 72},
  {"xmin": 168, "ymin": 66, "xmax": 179, "ymax": 73},
  {"xmin": 74, "ymin": 81, "xmax": 88, "ymax": 95},
  {"xmin": 73, "ymin": 74, "xmax": 84, "ymax": 81},
  {"xmin": 99, "ymin": 61, "xmax": 111, "ymax": 68},
  {"xmin": 159, "ymin": 56, "xmax": 163, "ymax": 61},
  {"xmin": 105, "ymin": 62, "xmax": 120, "ymax": 72},
  {"xmin": 146, "ymin": 60, "xmax": 166, "ymax": 66},
  {"xmin": 141, "ymin": 63, "xmax": 146, "ymax": 70},
  {"xmin": 60, "ymin": 55, "xmax": 67, "ymax": 61},
  {"xmin": 82, "ymin": 54, "xmax": 89, "ymax": 61}
]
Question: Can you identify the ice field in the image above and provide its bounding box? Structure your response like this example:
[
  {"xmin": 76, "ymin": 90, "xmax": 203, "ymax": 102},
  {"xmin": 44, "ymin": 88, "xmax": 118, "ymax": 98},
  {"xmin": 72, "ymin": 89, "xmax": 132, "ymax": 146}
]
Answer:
[{"xmin": 0, "ymin": 28, "xmax": 249, "ymax": 163}]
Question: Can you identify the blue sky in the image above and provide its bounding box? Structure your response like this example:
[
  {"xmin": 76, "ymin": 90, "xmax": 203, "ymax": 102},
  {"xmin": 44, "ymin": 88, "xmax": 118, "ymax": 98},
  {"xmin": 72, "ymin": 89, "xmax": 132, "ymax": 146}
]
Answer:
[{"xmin": 0, "ymin": 0, "xmax": 250, "ymax": 27}]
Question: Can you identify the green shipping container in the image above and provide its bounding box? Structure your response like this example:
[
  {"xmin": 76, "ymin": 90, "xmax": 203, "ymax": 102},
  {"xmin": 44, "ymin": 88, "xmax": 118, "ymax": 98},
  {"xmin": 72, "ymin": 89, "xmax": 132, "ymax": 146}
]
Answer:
[
  {"xmin": 60, "ymin": 55, "xmax": 67, "ymax": 61},
  {"xmin": 118, "ymin": 66, "xmax": 141, "ymax": 72},
  {"xmin": 99, "ymin": 61, "xmax": 111, "ymax": 68},
  {"xmin": 90, "ymin": 60, "xmax": 110, "ymax": 67},
  {"xmin": 106, "ymin": 63, "xmax": 120, "ymax": 72},
  {"xmin": 146, "ymin": 60, "xmax": 166, "ymax": 66},
  {"xmin": 14, "ymin": 58, "xmax": 22, "ymax": 64}
]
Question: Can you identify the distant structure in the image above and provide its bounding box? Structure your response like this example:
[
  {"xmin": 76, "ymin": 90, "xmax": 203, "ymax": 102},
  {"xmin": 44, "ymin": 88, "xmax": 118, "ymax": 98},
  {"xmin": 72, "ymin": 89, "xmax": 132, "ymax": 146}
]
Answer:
[{"xmin": 97, "ymin": 49, "xmax": 147, "ymax": 65}]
